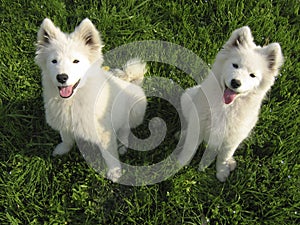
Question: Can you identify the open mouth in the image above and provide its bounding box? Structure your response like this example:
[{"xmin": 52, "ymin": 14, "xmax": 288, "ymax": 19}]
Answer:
[
  {"xmin": 58, "ymin": 80, "xmax": 80, "ymax": 98},
  {"xmin": 223, "ymin": 85, "xmax": 238, "ymax": 104}
]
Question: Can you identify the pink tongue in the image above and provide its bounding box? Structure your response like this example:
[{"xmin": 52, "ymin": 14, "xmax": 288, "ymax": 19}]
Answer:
[
  {"xmin": 59, "ymin": 86, "xmax": 73, "ymax": 98},
  {"xmin": 223, "ymin": 88, "xmax": 237, "ymax": 104}
]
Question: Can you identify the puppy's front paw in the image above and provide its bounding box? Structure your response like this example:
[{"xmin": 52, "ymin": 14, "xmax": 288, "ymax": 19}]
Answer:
[
  {"xmin": 52, "ymin": 143, "xmax": 72, "ymax": 156},
  {"xmin": 216, "ymin": 166, "xmax": 230, "ymax": 182},
  {"xmin": 216, "ymin": 158, "xmax": 236, "ymax": 182},
  {"xmin": 107, "ymin": 167, "xmax": 122, "ymax": 182},
  {"xmin": 227, "ymin": 157, "xmax": 237, "ymax": 171}
]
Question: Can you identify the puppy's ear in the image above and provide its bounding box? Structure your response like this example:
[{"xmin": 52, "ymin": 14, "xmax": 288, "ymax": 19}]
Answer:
[
  {"xmin": 263, "ymin": 43, "xmax": 284, "ymax": 72},
  {"xmin": 224, "ymin": 26, "xmax": 254, "ymax": 49},
  {"xmin": 72, "ymin": 18, "xmax": 103, "ymax": 52},
  {"xmin": 37, "ymin": 18, "xmax": 59, "ymax": 47}
]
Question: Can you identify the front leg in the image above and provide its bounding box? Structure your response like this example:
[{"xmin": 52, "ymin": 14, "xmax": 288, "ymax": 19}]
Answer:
[
  {"xmin": 216, "ymin": 146, "xmax": 238, "ymax": 182},
  {"xmin": 98, "ymin": 131, "xmax": 122, "ymax": 182},
  {"xmin": 53, "ymin": 130, "xmax": 74, "ymax": 156},
  {"xmin": 177, "ymin": 113, "xmax": 202, "ymax": 167},
  {"xmin": 117, "ymin": 126, "xmax": 130, "ymax": 155}
]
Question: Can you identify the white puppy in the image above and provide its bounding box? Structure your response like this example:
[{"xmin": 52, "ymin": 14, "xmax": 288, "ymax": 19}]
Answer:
[
  {"xmin": 35, "ymin": 18, "xmax": 147, "ymax": 182},
  {"xmin": 179, "ymin": 26, "xmax": 284, "ymax": 181}
]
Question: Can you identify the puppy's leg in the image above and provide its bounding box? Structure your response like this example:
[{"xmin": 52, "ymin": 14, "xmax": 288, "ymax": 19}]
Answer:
[
  {"xmin": 99, "ymin": 132, "xmax": 122, "ymax": 182},
  {"xmin": 177, "ymin": 113, "xmax": 202, "ymax": 166},
  {"xmin": 53, "ymin": 130, "xmax": 74, "ymax": 156},
  {"xmin": 102, "ymin": 145, "xmax": 122, "ymax": 182},
  {"xmin": 216, "ymin": 145, "xmax": 238, "ymax": 182},
  {"xmin": 117, "ymin": 127, "xmax": 130, "ymax": 155}
]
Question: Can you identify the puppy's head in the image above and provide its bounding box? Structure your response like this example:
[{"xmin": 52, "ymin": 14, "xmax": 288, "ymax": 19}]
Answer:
[
  {"xmin": 35, "ymin": 18, "xmax": 104, "ymax": 98},
  {"xmin": 214, "ymin": 26, "xmax": 283, "ymax": 104}
]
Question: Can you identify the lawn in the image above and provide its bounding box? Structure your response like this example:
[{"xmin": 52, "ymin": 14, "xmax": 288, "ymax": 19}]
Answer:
[{"xmin": 0, "ymin": 0, "xmax": 299, "ymax": 224}]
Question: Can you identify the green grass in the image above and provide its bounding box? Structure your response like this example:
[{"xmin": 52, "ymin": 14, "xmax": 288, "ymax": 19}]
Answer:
[{"xmin": 0, "ymin": 0, "xmax": 299, "ymax": 224}]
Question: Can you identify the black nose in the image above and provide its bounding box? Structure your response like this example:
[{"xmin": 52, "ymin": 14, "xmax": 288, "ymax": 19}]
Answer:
[
  {"xmin": 231, "ymin": 79, "xmax": 241, "ymax": 89},
  {"xmin": 56, "ymin": 74, "xmax": 68, "ymax": 84}
]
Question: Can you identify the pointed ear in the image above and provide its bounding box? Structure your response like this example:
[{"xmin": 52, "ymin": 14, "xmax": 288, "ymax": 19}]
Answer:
[
  {"xmin": 224, "ymin": 26, "xmax": 254, "ymax": 49},
  {"xmin": 72, "ymin": 18, "xmax": 103, "ymax": 52},
  {"xmin": 263, "ymin": 43, "xmax": 284, "ymax": 71},
  {"xmin": 37, "ymin": 18, "xmax": 60, "ymax": 47}
]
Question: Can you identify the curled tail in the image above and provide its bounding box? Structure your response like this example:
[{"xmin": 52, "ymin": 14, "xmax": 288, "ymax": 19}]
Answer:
[{"xmin": 111, "ymin": 59, "xmax": 147, "ymax": 86}]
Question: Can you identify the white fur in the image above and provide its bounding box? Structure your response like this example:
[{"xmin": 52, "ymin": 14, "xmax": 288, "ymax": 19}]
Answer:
[
  {"xmin": 179, "ymin": 26, "xmax": 283, "ymax": 182},
  {"xmin": 35, "ymin": 18, "xmax": 147, "ymax": 182}
]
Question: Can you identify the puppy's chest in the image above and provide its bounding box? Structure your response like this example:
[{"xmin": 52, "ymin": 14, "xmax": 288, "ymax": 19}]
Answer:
[
  {"xmin": 44, "ymin": 97, "xmax": 105, "ymax": 138},
  {"xmin": 224, "ymin": 103, "xmax": 259, "ymax": 133},
  {"xmin": 44, "ymin": 99, "xmax": 74, "ymax": 131}
]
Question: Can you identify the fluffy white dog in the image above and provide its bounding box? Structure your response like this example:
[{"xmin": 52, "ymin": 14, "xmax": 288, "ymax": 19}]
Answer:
[
  {"xmin": 179, "ymin": 26, "xmax": 284, "ymax": 182},
  {"xmin": 35, "ymin": 18, "xmax": 147, "ymax": 182}
]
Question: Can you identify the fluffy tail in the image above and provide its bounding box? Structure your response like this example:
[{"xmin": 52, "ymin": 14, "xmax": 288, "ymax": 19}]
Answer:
[{"xmin": 112, "ymin": 59, "xmax": 147, "ymax": 86}]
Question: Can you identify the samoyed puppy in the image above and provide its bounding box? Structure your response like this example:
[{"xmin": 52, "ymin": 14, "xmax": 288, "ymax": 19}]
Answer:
[
  {"xmin": 35, "ymin": 18, "xmax": 147, "ymax": 182},
  {"xmin": 178, "ymin": 26, "xmax": 284, "ymax": 182}
]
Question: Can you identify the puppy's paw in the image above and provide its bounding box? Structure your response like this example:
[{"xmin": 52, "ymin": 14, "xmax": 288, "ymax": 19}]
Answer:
[
  {"xmin": 227, "ymin": 157, "xmax": 237, "ymax": 171},
  {"xmin": 107, "ymin": 167, "xmax": 122, "ymax": 182},
  {"xmin": 216, "ymin": 157, "xmax": 237, "ymax": 182},
  {"xmin": 216, "ymin": 167, "xmax": 230, "ymax": 182},
  {"xmin": 216, "ymin": 158, "xmax": 236, "ymax": 182},
  {"xmin": 52, "ymin": 143, "xmax": 71, "ymax": 156}
]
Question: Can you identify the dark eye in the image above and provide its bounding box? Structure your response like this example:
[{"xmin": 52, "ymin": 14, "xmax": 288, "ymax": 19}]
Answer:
[
  {"xmin": 52, "ymin": 59, "xmax": 57, "ymax": 64},
  {"xmin": 250, "ymin": 73, "xmax": 256, "ymax": 78},
  {"xmin": 73, "ymin": 59, "xmax": 80, "ymax": 64},
  {"xmin": 232, "ymin": 63, "xmax": 239, "ymax": 69}
]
